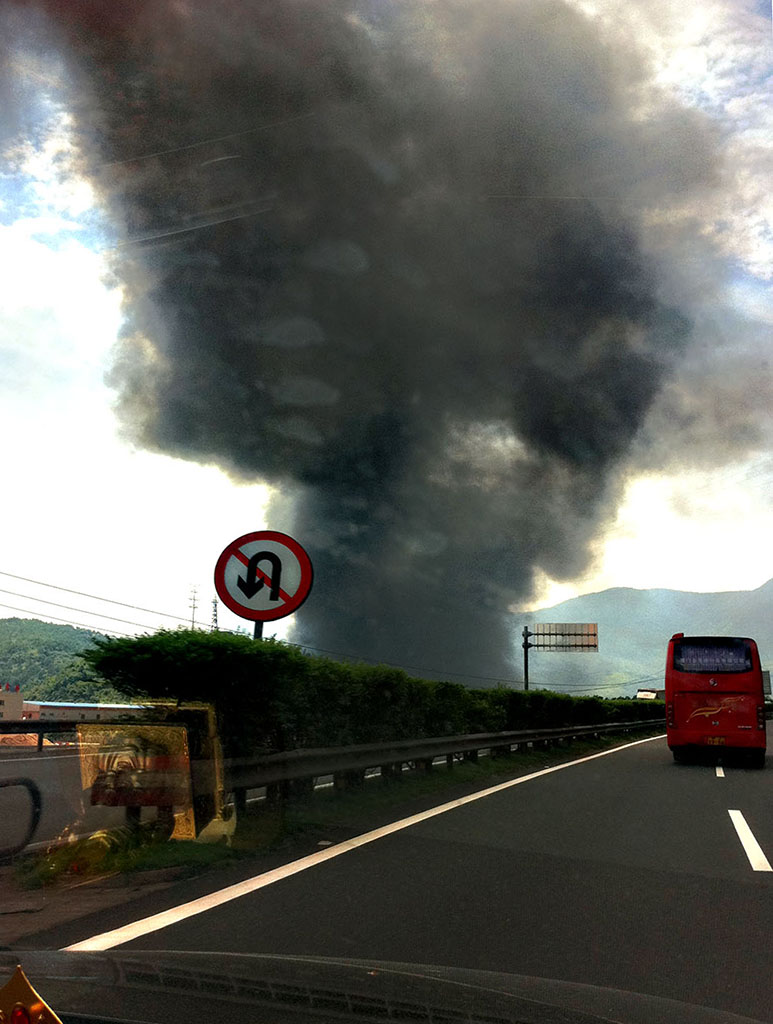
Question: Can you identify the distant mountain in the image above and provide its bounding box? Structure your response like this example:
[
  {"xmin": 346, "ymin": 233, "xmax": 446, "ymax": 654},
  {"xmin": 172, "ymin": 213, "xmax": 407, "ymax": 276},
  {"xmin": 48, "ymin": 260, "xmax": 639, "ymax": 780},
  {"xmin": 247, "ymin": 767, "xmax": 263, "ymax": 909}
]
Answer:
[
  {"xmin": 518, "ymin": 579, "xmax": 773, "ymax": 697},
  {"xmin": 5, "ymin": 588, "xmax": 772, "ymax": 706},
  {"xmin": 0, "ymin": 618, "xmax": 125, "ymax": 702}
]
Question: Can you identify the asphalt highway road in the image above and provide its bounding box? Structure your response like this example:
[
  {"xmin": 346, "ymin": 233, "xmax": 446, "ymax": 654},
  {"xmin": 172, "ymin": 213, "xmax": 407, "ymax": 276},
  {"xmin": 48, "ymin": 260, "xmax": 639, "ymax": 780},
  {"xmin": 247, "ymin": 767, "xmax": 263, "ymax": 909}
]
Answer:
[{"xmin": 19, "ymin": 736, "xmax": 773, "ymax": 1021}]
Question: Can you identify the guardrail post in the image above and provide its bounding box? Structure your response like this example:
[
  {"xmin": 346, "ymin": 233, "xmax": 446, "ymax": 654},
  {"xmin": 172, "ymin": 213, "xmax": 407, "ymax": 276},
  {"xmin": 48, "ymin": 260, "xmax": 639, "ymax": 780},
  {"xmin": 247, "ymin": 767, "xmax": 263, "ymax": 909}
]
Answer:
[
  {"xmin": 446, "ymin": 753, "xmax": 454, "ymax": 768},
  {"xmin": 418, "ymin": 758, "xmax": 433, "ymax": 773},
  {"xmin": 290, "ymin": 777, "xmax": 315, "ymax": 797},
  {"xmin": 266, "ymin": 782, "xmax": 283, "ymax": 806},
  {"xmin": 464, "ymin": 749, "xmax": 478, "ymax": 763},
  {"xmin": 334, "ymin": 769, "xmax": 365, "ymax": 792},
  {"xmin": 380, "ymin": 763, "xmax": 400, "ymax": 781},
  {"xmin": 125, "ymin": 806, "xmax": 141, "ymax": 830},
  {"xmin": 234, "ymin": 788, "xmax": 247, "ymax": 816}
]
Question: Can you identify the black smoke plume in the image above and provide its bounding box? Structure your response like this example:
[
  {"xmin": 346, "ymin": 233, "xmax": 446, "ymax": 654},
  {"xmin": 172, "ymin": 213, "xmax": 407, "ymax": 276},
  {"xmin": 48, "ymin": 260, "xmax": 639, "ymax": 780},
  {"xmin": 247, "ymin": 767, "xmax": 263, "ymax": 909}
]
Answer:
[{"xmin": 6, "ymin": 0, "xmax": 718, "ymax": 681}]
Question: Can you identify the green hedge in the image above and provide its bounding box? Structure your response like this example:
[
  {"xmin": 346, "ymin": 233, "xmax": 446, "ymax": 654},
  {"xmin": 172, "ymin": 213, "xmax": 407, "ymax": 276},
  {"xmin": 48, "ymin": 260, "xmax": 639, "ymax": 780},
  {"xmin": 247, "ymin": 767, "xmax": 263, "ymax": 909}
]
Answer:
[{"xmin": 84, "ymin": 631, "xmax": 663, "ymax": 757}]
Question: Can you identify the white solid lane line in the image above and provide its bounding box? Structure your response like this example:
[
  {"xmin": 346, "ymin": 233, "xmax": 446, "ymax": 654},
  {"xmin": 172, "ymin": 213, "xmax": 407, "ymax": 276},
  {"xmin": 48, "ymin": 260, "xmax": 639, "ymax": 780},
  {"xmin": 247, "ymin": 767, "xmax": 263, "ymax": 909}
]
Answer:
[
  {"xmin": 715, "ymin": 766, "xmax": 725, "ymax": 778},
  {"xmin": 63, "ymin": 733, "xmax": 665, "ymax": 952},
  {"xmin": 728, "ymin": 810, "xmax": 773, "ymax": 872}
]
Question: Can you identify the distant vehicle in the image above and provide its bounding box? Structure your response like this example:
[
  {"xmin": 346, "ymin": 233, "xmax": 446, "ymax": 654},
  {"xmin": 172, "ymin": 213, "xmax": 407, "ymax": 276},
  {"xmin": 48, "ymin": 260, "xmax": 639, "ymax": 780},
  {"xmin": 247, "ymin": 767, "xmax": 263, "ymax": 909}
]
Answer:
[{"xmin": 665, "ymin": 634, "xmax": 766, "ymax": 767}]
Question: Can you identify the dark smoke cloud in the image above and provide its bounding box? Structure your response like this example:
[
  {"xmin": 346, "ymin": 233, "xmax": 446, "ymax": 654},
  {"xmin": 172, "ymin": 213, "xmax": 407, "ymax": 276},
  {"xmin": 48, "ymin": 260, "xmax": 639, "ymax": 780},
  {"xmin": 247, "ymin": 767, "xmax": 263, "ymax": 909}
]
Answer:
[{"xmin": 5, "ymin": 0, "xmax": 721, "ymax": 681}]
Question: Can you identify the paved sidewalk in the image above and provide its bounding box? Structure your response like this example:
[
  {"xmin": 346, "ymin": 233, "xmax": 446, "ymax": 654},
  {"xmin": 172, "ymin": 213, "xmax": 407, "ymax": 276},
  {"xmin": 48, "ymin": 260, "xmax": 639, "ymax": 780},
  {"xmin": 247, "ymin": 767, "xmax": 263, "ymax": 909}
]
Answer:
[{"xmin": 0, "ymin": 866, "xmax": 182, "ymax": 947}]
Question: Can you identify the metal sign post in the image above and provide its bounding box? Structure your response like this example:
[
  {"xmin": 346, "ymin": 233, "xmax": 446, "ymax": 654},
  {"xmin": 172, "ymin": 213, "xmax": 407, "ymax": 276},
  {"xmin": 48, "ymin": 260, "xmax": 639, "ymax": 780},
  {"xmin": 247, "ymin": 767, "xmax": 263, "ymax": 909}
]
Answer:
[
  {"xmin": 522, "ymin": 622, "xmax": 598, "ymax": 690},
  {"xmin": 522, "ymin": 626, "xmax": 532, "ymax": 691}
]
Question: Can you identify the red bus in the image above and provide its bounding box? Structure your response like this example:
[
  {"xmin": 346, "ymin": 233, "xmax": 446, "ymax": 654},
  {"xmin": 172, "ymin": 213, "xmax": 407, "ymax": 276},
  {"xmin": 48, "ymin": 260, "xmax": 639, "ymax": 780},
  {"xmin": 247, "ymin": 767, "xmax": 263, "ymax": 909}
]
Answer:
[{"xmin": 665, "ymin": 634, "xmax": 766, "ymax": 767}]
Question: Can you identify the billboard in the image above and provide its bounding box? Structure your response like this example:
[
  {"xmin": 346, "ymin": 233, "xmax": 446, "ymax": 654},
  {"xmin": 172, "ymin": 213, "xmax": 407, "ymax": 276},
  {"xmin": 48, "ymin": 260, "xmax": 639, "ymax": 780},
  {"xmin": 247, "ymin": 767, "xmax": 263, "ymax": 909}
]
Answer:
[{"xmin": 529, "ymin": 622, "xmax": 598, "ymax": 650}]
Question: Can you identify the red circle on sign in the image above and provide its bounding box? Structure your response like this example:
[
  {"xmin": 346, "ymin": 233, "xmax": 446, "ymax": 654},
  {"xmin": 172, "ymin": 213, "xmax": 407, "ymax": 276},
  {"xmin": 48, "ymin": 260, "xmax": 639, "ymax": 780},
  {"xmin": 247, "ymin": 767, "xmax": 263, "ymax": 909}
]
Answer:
[{"xmin": 214, "ymin": 530, "xmax": 313, "ymax": 622}]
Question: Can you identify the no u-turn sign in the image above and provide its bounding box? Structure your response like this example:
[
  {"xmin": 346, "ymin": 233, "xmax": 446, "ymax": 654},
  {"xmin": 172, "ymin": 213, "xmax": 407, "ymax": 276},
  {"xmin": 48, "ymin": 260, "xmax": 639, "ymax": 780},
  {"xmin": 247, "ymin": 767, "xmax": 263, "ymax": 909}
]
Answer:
[{"xmin": 214, "ymin": 530, "xmax": 313, "ymax": 622}]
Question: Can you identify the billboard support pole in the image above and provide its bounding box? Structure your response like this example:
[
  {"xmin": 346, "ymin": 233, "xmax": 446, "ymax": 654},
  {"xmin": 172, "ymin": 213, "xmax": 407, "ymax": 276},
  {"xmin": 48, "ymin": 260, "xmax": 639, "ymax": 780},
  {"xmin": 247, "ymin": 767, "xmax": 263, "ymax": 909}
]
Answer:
[
  {"xmin": 522, "ymin": 626, "xmax": 532, "ymax": 691},
  {"xmin": 253, "ymin": 621, "xmax": 263, "ymax": 641}
]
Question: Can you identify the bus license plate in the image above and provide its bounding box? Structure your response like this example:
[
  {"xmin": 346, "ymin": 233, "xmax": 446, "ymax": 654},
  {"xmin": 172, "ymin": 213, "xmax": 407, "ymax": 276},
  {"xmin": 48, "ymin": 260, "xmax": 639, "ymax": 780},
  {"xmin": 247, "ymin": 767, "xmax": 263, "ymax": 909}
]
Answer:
[{"xmin": 705, "ymin": 736, "xmax": 726, "ymax": 745}]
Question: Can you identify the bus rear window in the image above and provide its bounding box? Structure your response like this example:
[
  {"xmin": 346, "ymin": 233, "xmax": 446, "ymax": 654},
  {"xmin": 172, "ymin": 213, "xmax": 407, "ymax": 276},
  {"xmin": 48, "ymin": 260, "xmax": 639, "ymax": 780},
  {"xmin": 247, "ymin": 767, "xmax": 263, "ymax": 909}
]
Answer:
[{"xmin": 673, "ymin": 639, "xmax": 753, "ymax": 674}]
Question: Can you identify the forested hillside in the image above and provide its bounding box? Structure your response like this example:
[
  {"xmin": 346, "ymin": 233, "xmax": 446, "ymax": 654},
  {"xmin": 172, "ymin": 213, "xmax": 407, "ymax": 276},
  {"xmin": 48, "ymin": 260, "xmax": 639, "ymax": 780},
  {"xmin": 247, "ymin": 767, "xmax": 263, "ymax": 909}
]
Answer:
[
  {"xmin": 521, "ymin": 578, "xmax": 773, "ymax": 695},
  {"xmin": 0, "ymin": 618, "xmax": 127, "ymax": 702}
]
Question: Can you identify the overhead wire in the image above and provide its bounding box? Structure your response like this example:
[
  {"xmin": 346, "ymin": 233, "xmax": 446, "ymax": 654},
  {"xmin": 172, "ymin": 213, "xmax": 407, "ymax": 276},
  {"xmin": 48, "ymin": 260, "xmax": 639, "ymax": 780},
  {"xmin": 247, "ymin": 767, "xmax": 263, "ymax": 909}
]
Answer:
[
  {"xmin": 95, "ymin": 111, "xmax": 315, "ymax": 171},
  {"xmin": 556, "ymin": 673, "xmax": 662, "ymax": 691},
  {"xmin": 0, "ymin": 569, "xmax": 518, "ymax": 683},
  {"xmin": 0, "ymin": 586, "xmax": 164, "ymax": 632},
  {"xmin": 0, "ymin": 602, "xmax": 134, "ymax": 637},
  {"xmin": 0, "ymin": 568, "xmax": 663, "ymax": 692},
  {"xmin": 285, "ymin": 640, "xmax": 514, "ymax": 684},
  {"xmin": 0, "ymin": 570, "xmax": 190, "ymax": 623}
]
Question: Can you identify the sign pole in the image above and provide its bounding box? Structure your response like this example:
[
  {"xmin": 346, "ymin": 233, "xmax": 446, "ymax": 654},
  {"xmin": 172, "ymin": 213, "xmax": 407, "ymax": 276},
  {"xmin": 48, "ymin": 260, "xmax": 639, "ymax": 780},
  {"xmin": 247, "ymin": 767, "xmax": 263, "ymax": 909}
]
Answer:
[
  {"xmin": 253, "ymin": 620, "xmax": 263, "ymax": 641},
  {"xmin": 522, "ymin": 626, "xmax": 531, "ymax": 691}
]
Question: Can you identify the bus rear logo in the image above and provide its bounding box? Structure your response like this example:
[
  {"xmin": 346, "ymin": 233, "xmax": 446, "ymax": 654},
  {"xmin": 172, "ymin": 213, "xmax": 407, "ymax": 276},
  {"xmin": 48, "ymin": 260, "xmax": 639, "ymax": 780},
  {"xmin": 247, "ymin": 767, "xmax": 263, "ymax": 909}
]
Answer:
[{"xmin": 687, "ymin": 696, "xmax": 744, "ymax": 722}]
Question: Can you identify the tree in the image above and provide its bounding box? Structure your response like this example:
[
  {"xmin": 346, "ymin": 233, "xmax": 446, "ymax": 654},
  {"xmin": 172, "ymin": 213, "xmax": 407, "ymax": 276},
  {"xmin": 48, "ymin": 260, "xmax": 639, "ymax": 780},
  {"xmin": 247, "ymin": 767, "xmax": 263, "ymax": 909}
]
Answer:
[
  {"xmin": 28, "ymin": 660, "xmax": 127, "ymax": 704},
  {"xmin": 83, "ymin": 629, "xmax": 311, "ymax": 754}
]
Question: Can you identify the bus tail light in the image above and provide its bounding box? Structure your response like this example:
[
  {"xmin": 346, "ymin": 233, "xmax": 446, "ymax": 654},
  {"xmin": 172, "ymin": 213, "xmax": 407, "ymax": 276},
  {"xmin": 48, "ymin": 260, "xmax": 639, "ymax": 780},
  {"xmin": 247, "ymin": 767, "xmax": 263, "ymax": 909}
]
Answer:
[
  {"xmin": 757, "ymin": 706, "xmax": 765, "ymax": 730},
  {"xmin": 667, "ymin": 702, "xmax": 675, "ymax": 728}
]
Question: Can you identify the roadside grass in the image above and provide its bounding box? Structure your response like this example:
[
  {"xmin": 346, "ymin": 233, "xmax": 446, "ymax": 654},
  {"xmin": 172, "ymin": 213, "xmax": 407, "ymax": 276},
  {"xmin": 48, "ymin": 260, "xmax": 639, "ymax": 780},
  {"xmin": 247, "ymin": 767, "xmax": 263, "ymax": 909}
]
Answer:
[
  {"xmin": 14, "ymin": 823, "xmax": 245, "ymax": 889},
  {"xmin": 281, "ymin": 729, "xmax": 664, "ymax": 835},
  {"xmin": 15, "ymin": 729, "xmax": 664, "ymax": 888}
]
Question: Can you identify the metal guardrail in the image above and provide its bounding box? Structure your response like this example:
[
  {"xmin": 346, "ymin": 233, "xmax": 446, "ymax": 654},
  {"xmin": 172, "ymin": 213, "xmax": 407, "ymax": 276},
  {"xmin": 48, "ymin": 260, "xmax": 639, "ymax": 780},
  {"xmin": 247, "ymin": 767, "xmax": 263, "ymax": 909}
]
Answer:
[
  {"xmin": 220, "ymin": 718, "xmax": 664, "ymax": 805},
  {"xmin": 1, "ymin": 716, "xmax": 663, "ymax": 846},
  {"xmin": 0, "ymin": 719, "xmax": 142, "ymax": 750}
]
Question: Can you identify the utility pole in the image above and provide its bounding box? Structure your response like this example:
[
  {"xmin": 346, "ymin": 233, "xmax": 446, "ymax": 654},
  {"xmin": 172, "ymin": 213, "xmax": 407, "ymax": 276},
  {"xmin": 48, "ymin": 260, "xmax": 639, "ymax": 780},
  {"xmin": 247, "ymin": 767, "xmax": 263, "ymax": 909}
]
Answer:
[
  {"xmin": 211, "ymin": 598, "xmax": 219, "ymax": 631},
  {"xmin": 189, "ymin": 586, "xmax": 198, "ymax": 629}
]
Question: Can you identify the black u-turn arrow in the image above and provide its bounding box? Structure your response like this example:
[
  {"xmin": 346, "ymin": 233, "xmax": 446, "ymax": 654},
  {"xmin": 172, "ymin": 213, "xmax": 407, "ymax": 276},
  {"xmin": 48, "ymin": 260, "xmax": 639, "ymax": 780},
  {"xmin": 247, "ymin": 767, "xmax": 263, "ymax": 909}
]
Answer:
[{"xmin": 237, "ymin": 550, "xmax": 282, "ymax": 600}]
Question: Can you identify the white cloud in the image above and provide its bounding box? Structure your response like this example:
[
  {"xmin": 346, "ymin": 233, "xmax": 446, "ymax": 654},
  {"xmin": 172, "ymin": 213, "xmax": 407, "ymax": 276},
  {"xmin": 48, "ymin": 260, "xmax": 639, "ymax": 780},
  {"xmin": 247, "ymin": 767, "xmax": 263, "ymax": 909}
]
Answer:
[
  {"xmin": 573, "ymin": 0, "xmax": 773, "ymax": 280},
  {"xmin": 529, "ymin": 460, "xmax": 773, "ymax": 608},
  {"xmin": 0, "ymin": 115, "xmax": 277, "ymax": 641},
  {"xmin": 8, "ymin": 110, "xmax": 97, "ymax": 220}
]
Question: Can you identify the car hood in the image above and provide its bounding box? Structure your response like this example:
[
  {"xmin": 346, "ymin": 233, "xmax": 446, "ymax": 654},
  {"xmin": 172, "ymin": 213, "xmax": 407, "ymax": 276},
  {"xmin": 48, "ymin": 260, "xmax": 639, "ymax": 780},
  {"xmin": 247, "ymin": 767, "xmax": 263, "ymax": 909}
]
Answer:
[{"xmin": 0, "ymin": 951, "xmax": 765, "ymax": 1024}]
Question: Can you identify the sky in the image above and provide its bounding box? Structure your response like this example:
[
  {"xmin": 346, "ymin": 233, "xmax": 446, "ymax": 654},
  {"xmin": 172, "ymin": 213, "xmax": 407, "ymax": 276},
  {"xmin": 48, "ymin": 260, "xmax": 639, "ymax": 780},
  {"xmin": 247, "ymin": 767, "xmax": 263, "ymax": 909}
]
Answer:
[{"xmin": 0, "ymin": 0, "xmax": 771, "ymax": 683}]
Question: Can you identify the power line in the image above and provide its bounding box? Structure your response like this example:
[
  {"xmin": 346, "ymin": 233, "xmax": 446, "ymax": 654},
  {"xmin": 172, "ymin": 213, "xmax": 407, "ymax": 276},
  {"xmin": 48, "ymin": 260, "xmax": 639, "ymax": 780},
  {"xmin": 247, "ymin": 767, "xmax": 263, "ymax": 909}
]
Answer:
[
  {"xmin": 0, "ymin": 586, "xmax": 161, "ymax": 631},
  {"xmin": 558, "ymin": 682, "xmax": 660, "ymax": 693},
  {"xmin": 287, "ymin": 639, "xmax": 514, "ymax": 684},
  {"xmin": 96, "ymin": 111, "xmax": 315, "ymax": 171},
  {"xmin": 0, "ymin": 602, "xmax": 134, "ymax": 637},
  {"xmin": 114, "ymin": 203, "xmax": 273, "ymax": 249},
  {"xmin": 0, "ymin": 570, "xmax": 517, "ymax": 682},
  {"xmin": 0, "ymin": 590, "xmax": 661, "ymax": 694},
  {"xmin": 0, "ymin": 570, "xmax": 190, "ymax": 623},
  {"xmin": 0, "ymin": 569, "xmax": 660, "ymax": 690}
]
